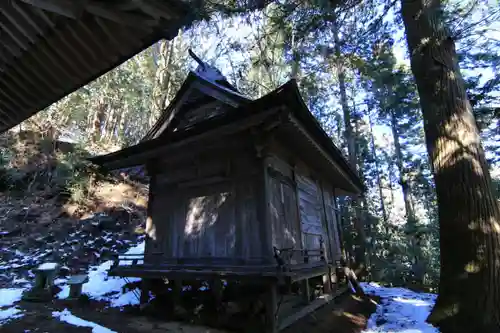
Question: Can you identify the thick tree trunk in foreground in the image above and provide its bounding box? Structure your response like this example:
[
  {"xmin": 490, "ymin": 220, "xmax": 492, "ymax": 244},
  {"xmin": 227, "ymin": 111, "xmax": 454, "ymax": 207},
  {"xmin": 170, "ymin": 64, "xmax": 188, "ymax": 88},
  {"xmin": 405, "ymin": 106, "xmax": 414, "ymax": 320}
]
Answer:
[{"xmin": 401, "ymin": 0, "xmax": 500, "ymax": 331}]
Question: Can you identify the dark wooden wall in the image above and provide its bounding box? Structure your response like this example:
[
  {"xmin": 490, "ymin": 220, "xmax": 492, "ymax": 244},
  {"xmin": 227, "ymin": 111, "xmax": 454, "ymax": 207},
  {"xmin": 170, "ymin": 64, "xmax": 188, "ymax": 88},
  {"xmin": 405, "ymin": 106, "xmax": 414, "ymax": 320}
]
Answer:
[
  {"xmin": 144, "ymin": 134, "xmax": 269, "ymax": 264},
  {"xmin": 264, "ymin": 140, "xmax": 343, "ymax": 264},
  {"xmin": 142, "ymin": 130, "xmax": 344, "ymax": 267}
]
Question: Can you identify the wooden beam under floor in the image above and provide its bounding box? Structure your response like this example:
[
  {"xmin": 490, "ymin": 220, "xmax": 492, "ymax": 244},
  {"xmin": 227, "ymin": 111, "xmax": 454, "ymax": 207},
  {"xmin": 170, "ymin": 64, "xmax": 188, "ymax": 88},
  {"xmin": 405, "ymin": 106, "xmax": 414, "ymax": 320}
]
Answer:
[{"xmin": 278, "ymin": 286, "xmax": 349, "ymax": 331}]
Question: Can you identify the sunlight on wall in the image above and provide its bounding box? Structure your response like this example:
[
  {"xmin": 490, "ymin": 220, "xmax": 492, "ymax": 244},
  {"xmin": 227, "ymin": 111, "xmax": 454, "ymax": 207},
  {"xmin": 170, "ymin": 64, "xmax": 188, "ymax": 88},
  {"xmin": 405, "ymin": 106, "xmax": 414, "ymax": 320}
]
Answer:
[{"xmin": 184, "ymin": 193, "xmax": 229, "ymax": 238}]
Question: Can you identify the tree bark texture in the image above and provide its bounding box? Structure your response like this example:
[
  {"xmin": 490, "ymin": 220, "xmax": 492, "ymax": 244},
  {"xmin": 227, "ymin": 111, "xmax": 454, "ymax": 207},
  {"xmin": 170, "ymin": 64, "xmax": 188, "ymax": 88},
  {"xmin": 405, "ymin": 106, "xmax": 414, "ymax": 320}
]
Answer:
[
  {"xmin": 390, "ymin": 110, "xmax": 416, "ymax": 225},
  {"xmin": 333, "ymin": 21, "xmax": 367, "ymax": 271},
  {"xmin": 368, "ymin": 112, "xmax": 388, "ymax": 224},
  {"xmin": 401, "ymin": 0, "xmax": 500, "ymax": 331},
  {"xmin": 389, "ymin": 109, "xmax": 424, "ymax": 283},
  {"xmin": 91, "ymin": 97, "xmax": 106, "ymax": 143},
  {"xmin": 150, "ymin": 39, "xmax": 174, "ymax": 128}
]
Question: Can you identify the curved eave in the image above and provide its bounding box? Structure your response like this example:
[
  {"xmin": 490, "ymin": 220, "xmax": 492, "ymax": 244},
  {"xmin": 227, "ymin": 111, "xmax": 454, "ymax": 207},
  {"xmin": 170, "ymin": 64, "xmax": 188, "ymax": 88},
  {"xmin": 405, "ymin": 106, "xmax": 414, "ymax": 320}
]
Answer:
[
  {"xmin": 270, "ymin": 80, "xmax": 365, "ymax": 194},
  {"xmin": 0, "ymin": 0, "xmax": 193, "ymax": 133}
]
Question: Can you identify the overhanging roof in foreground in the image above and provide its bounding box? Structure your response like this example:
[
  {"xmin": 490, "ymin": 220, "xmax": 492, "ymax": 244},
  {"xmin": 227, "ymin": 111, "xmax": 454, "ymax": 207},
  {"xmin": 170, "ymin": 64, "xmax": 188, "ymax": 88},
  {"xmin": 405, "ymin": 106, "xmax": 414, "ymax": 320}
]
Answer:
[{"xmin": 0, "ymin": 0, "xmax": 193, "ymax": 133}]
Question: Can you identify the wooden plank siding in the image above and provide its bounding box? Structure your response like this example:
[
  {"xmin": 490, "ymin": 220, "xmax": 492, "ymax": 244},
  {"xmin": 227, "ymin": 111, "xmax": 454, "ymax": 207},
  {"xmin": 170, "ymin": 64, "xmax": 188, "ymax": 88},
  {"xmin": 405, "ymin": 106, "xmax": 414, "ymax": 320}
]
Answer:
[
  {"xmin": 296, "ymin": 173, "xmax": 324, "ymax": 262},
  {"xmin": 145, "ymin": 143, "xmax": 267, "ymax": 264},
  {"xmin": 266, "ymin": 140, "xmax": 344, "ymax": 264},
  {"xmin": 321, "ymin": 187, "xmax": 342, "ymax": 262},
  {"xmin": 263, "ymin": 147, "xmax": 344, "ymax": 265},
  {"xmin": 268, "ymin": 173, "xmax": 301, "ymax": 263}
]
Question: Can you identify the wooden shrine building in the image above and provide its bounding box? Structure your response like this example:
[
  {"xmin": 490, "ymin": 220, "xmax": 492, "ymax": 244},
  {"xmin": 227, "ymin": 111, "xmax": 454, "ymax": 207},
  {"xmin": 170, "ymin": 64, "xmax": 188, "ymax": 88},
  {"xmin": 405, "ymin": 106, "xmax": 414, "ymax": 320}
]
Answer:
[{"xmin": 90, "ymin": 52, "xmax": 364, "ymax": 332}]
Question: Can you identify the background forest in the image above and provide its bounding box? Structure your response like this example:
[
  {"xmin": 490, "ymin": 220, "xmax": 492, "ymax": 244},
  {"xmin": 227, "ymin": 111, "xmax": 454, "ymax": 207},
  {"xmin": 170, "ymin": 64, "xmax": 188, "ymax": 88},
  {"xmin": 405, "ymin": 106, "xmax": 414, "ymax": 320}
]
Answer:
[{"xmin": 12, "ymin": 0, "xmax": 500, "ymax": 290}]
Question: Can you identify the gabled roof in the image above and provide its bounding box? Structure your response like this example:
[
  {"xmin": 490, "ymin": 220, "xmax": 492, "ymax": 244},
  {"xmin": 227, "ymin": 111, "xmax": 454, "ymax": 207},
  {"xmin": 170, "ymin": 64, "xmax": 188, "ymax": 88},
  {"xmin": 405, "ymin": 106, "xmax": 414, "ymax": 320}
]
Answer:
[
  {"xmin": 142, "ymin": 70, "xmax": 250, "ymax": 141},
  {"xmin": 90, "ymin": 79, "xmax": 364, "ymax": 193},
  {"xmin": 0, "ymin": 0, "xmax": 193, "ymax": 133}
]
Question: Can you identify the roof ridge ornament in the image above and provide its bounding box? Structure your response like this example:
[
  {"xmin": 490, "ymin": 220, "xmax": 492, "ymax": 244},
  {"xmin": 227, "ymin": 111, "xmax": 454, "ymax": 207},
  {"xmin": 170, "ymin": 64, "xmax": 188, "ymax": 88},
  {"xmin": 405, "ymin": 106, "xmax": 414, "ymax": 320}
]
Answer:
[{"xmin": 188, "ymin": 49, "xmax": 227, "ymax": 83}]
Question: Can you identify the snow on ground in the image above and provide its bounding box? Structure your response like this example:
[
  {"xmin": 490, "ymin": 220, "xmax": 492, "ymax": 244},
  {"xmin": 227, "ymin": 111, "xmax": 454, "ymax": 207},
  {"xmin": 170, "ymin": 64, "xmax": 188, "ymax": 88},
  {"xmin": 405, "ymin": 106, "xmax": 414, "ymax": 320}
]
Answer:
[
  {"xmin": 361, "ymin": 282, "xmax": 439, "ymax": 333},
  {"xmin": 0, "ymin": 288, "xmax": 26, "ymax": 324},
  {"xmin": 0, "ymin": 239, "xmax": 145, "ymax": 328},
  {"xmin": 57, "ymin": 241, "xmax": 144, "ymax": 308},
  {"xmin": 53, "ymin": 308, "xmax": 117, "ymax": 333},
  {"xmin": 37, "ymin": 262, "xmax": 59, "ymax": 270}
]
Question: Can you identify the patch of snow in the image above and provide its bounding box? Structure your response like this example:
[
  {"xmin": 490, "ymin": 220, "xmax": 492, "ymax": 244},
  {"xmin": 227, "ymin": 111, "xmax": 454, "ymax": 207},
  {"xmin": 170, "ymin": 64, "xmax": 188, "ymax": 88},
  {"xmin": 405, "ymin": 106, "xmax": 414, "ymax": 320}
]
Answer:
[
  {"xmin": 0, "ymin": 288, "xmax": 26, "ymax": 325},
  {"xmin": 37, "ymin": 262, "xmax": 58, "ymax": 270},
  {"xmin": 0, "ymin": 288, "xmax": 25, "ymax": 307},
  {"xmin": 54, "ymin": 278, "xmax": 68, "ymax": 285},
  {"xmin": 124, "ymin": 241, "xmax": 144, "ymax": 255},
  {"xmin": 52, "ymin": 308, "xmax": 116, "ymax": 333},
  {"xmin": 361, "ymin": 282, "xmax": 439, "ymax": 333},
  {"xmin": 12, "ymin": 277, "xmax": 30, "ymax": 285},
  {"xmin": 110, "ymin": 290, "xmax": 140, "ymax": 307},
  {"xmin": 118, "ymin": 260, "xmax": 133, "ymax": 266},
  {"xmin": 0, "ymin": 307, "xmax": 24, "ymax": 324},
  {"xmin": 57, "ymin": 260, "xmax": 140, "ymax": 306}
]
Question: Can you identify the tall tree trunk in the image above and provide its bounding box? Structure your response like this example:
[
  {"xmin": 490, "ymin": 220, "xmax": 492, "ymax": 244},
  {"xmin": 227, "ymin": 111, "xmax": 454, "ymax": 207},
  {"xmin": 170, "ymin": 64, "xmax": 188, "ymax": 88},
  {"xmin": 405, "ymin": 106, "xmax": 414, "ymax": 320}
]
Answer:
[
  {"xmin": 91, "ymin": 97, "xmax": 106, "ymax": 143},
  {"xmin": 401, "ymin": 0, "xmax": 500, "ymax": 331},
  {"xmin": 390, "ymin": 110, "xmax": 416, "ymax": 225},
  {"xmin": 389, "ymin": 110, "xmax": 424, "ymax": 284},
  {"xmin": 333, "ymin": 21, "xmax": 366, "ymax": 272},
  {"xmin": 368, "ymin": 111, "xmax": 388, "ymax": 224},
  {"xmin": 150, "ymin": 39, "xmax": 174, "ymax": 128},
  {"xmin": 104, "ymin": 106, "xmax": 116, "ymax": 142}
]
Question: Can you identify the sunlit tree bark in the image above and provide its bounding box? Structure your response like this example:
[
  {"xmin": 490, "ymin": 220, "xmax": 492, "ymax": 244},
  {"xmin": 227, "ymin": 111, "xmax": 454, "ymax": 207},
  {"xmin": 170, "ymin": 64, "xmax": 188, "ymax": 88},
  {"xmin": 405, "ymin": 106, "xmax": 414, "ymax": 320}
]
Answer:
[{"xmin": 401, "ymin": 0, "xmax": 500, "ymax": 331}]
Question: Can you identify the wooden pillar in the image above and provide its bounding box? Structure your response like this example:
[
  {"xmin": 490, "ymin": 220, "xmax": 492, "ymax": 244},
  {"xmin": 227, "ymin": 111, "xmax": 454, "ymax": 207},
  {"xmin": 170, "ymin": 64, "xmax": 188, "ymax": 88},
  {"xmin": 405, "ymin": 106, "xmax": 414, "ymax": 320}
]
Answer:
[
  {"xmin": 323, "ymin": 268, "xmax": 332, "ymax": 294},
  {"xmin": 211, "ymin": 279, "xmax": 223, "ymax": 312},
  {"xmin": 140, "ymin": 278, "xmax": 151, "ymax": 308},
  {"xmin": 301, "ymin": 279, "xmax": 310, "ymax": 304},
  {"xmin": 264, "ymin": 284, "xmax": 278, "ymax": 333},
  {"xmin": 256, "ymin": 145, "xmax": 274, "ymax": 262},
  {"xmin": 172, "ymin": 278, "xmax": 181, "ymax": 305}
]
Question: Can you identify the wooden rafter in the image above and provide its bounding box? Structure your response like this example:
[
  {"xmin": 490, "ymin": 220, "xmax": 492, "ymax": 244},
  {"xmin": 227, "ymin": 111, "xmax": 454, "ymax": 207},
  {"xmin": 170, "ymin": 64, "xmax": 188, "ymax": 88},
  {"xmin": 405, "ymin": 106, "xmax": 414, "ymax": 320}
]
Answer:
[
  {"xmin": 0, "ymin": 19, "xmax": 30, "ymax": 51},
  {"xmin": 77, "ymin": 19, "xmax": 111, "ymax": 60},
  {"xmin": 85, "ymin": 3, "xmax": 157, "ymax": 29},
  {"xmin": 1, "ymin": 37, "xmax": 22, "ymax": 59},
  {"xmin": 0, "ymin": 0, "xmax": 191, "ymax": 133},
  {"xmin": 0, "ymin": 84, "xmax": 29, "ymax": 111},
  {"xmin": 0, "ymin": 84, "xmax": 30, "ymax": 110},
  {"xmin": 20, "ymin": 0, "xmax": 161, "ymax": 27},
  {"xmin": 0, "ymin": 3, "xmax": 37, "ymax": 44},
  {"xmin": 133, "ymin": 0, "xmax": 175, "ymax": 20},
  {"xmin": 94, "ymin": 17, "xmax": 127, "ymax": 55},
  {"xmin": 42, "ymin": 34, "xmax": 84, "ymax": 76},
  {"xmin": 11, "ymin": 1, "xmax": 46, "ymax": 35},
  {"xmin": 37, "ymin": 40, "xmax": 78, "ymax": 83},
  {"xmin": 0, "ymin": 107, "xmax": 15, "ymax": 126},
  {"xmin": 18, "ymin": 0, "xmax": 80, "ymax": 18},
  {"xmin": 10, "ymin": 57, "xmax": 56, "ymax": 96},
  {"xmin": 32, "ymin": 5, "xmax": 55, "ymax": 27},
  {"xmin": 66, "ymin": 24, "xmax": 97, "ymax": 60},
  {"xmin": 52, "ymin": 25, "xmax": 95, "ymax": 72}
]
